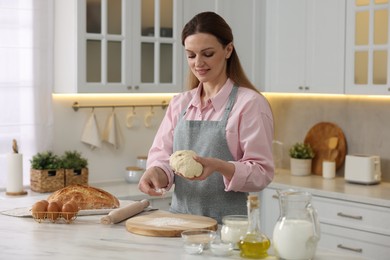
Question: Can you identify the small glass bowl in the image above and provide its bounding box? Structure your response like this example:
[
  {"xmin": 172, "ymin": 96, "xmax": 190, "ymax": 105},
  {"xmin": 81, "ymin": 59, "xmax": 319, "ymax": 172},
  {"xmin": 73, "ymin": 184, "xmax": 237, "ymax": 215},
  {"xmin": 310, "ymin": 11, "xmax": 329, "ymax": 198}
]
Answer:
[
  {"xmin": 210, "ymin": 241, "xmax": 234, "ymax": 257},
  {"xmin": 181, "ymin": 229, "xmax": 216, "ymax": 254}
]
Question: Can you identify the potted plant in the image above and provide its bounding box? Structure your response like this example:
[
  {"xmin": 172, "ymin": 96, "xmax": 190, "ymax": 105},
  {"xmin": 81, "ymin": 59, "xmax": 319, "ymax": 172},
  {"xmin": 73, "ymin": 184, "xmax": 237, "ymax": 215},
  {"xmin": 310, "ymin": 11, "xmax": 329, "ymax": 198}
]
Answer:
[
  {"xmin": 289, "ymin": 142, "xmax": 315, "ymax": 176},
  {"xmin": 30, "ymin": 151, "xmax": 64, "ymax": 192},
  {"xmin": 61, "ymin": 150, "xmax": 89, "ymax": 186}
]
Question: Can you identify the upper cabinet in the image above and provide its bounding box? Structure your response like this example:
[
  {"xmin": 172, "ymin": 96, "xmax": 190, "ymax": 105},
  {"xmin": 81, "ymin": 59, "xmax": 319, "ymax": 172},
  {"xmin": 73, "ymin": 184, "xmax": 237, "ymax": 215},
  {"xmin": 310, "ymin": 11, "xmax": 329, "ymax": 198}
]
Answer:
[
  {"xmin": 54, "ymin": 0, "xmax": 183, "ymax": 93},
  {"xmin": 263, "ymin": 0, "xmax": 346, "ymax": 94},
  {"xmin": 345, "ymin": 0, "xmax": 390, "ymax": 95}
]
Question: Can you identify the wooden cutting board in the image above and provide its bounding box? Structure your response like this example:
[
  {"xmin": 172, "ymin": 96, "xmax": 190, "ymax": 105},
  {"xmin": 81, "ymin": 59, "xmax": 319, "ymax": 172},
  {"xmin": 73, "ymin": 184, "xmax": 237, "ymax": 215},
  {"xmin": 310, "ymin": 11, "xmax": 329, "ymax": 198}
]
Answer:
[
  {"xmin": 304, "ymin": 122, "xmax": 347, "ymax": 175},
  {"xmin": 125, "ymin": 210, "xmax": 218, "ymax": 237}
]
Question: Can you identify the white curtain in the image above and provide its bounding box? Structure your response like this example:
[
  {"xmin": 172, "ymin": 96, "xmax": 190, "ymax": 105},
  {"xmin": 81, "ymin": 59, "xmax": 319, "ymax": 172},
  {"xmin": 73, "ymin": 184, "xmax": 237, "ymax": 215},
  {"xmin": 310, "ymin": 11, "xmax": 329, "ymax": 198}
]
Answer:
[{"xmin": 0, "ymin": 0, "xmax": 53, "ymax": 188}]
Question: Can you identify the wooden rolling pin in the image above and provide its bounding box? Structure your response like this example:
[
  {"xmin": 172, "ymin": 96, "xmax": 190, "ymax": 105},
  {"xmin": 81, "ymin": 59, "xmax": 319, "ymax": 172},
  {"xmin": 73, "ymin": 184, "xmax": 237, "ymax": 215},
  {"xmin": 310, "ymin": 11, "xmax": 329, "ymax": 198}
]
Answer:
[{"xmin": 100, "ymin": 199, "xmax": 150, "ymax": 224}]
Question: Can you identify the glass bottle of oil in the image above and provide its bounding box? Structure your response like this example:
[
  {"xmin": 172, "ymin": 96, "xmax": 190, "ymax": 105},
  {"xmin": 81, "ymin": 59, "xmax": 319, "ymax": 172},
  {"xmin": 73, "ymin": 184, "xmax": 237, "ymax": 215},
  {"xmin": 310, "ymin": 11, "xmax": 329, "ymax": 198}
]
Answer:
[{"xmin": 238, "ymin": 195, "xmax": 270, "ymax": 259}]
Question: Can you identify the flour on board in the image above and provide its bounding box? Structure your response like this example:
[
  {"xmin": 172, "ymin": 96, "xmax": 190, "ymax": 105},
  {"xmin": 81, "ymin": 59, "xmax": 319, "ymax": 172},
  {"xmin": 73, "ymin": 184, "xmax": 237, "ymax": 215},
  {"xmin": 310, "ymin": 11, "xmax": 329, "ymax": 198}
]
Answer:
[{"xmin": 144, "ymin": 217, "xmax": 189, "ymax": 227}]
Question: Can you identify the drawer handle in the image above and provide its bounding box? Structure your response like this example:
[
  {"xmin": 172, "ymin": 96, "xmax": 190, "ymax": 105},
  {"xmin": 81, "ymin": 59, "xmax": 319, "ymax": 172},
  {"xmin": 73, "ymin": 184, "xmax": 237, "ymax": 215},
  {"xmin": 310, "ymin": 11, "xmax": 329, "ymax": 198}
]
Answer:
[
  {"xmin": 272, "ymin": 195, "xmax": 279, "ymax": 199},
  {"xmin": 337, "ymin": 212, "xmax": 363, "ymax": 220},
  {"xmin": 337, "ymin": 244, "xmax": 363, "ymax": 253}
]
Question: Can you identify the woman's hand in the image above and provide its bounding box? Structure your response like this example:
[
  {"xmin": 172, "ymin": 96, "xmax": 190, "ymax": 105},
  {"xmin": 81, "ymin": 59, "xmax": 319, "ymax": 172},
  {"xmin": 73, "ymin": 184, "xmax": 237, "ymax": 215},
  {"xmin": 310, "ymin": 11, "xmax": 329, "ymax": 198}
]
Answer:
[
  {"xmin": 189, "ymin": 156, "xmax": 235, "ymax": 181},
  {"xmin": 138, "ymin": 166, "xmax": 169, "ymax": 196}
]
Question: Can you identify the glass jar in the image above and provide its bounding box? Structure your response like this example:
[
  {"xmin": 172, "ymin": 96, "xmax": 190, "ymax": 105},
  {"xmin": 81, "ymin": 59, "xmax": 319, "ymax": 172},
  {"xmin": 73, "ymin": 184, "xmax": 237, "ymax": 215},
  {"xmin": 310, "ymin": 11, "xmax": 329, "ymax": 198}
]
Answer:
[
  {"xmin": 136, "ymin": 156, "xmax": 147, "ymax": 170},
  {"xmin": 220, "ymin": 215, "xmax": 248, "ymax": 249},
  {"xmin": 273, "ymin": 189, "xmax": 321, "ymax": 260}
]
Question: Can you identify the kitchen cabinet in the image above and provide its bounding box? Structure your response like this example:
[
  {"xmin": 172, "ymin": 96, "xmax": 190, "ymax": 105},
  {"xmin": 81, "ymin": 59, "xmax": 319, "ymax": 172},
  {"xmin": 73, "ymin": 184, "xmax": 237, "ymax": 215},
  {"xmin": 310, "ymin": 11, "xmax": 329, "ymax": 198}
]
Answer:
[
  {"xmin": 260, "ymin": 185, "xmax": 390, "ymax": 259},
  {"xmin": 181, "ymin": 0, "xmax": 262, "ymax": 90},
  {"xmin": 264, "ymin": 0, "xmax": 346, "ymax": 94},
  {"xmin": 54, "ymin": 0, "xmax": 183, "ymax": 93},
  {"xmin": 345, "ymin": 0, "xmax": 390, "ymax": 95}
]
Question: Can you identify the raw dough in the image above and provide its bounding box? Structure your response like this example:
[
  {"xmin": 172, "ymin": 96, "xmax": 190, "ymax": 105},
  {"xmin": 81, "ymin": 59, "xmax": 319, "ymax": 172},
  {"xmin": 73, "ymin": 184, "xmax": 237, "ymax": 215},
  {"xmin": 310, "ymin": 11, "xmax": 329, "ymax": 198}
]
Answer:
[{"xmin": 169, "ymin": 150, "xmax": 203, "ymax": 178}]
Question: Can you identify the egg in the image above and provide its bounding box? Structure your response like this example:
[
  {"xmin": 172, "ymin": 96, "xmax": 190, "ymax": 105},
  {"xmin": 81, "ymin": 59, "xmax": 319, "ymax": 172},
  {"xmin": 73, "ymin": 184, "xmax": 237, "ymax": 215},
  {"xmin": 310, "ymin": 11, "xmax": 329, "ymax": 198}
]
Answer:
[
  {"xmin": 31, "ymin": 201, "xmax": 47, "ymax": 219},
  {"xmin": 62, "ymin": 202, "xmax": 77, "ymax": 221},
  {"xmin": 47, "ymin": 202, "xmax": 61, "ymax": 221}
]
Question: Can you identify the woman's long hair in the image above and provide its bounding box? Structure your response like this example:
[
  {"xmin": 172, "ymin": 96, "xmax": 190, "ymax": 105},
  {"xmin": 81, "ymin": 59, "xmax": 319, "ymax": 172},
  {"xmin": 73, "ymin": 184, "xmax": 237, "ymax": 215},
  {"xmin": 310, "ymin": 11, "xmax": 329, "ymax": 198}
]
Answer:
[{"xmin": 181, "ymin": 12, "xmax": 258, "ymax": 93}]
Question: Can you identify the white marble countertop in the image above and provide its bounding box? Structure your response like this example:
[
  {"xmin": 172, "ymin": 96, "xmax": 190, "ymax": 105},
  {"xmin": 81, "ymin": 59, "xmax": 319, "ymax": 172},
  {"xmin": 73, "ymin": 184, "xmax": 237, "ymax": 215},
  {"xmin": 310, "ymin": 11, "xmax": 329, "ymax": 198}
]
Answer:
[
  {"xmin": 270, "ymin": 170, "xmax": 390, "ymax": 208},
  {"xmin": 0, "ymin": 181, "xmax": 367, "ymax": 260}
]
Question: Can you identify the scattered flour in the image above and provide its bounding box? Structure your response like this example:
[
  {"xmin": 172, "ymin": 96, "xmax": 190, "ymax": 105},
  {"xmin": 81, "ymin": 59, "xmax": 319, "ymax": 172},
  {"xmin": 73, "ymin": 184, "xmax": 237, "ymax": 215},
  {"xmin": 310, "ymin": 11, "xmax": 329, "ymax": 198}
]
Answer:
[{"xmin": 145, "ymin": 217, "xmax": 189, "ymax": 227}]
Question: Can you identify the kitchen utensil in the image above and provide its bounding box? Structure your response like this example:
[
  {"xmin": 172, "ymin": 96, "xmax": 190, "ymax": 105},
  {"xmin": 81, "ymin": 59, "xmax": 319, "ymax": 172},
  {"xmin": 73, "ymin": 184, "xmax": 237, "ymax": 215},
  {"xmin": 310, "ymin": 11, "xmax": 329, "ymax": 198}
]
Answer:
[
  {"xmin": 304, "ymin": 122, "xmax": 347, "ymax": 175},
  {"xmin": 144, "ymin": 107, "xmax": 155, "ymax": 128},
  {"xmin": 125, "ymin": 166, "xmax": 144, "ymax": 183},
  {"xmin": 125, "ymin": 210, "xmax": 218, "ymax": 237},
  {"xmin": 100, "ymin": 199, "xmax": 150, "ymax": 224},
  {"xmin": 327, "ymin": 137, "xmax": 338, "ymax": 160},
  {"xmin": 126, "ymin": 107, "xmax": 139, "ymax": 129}
]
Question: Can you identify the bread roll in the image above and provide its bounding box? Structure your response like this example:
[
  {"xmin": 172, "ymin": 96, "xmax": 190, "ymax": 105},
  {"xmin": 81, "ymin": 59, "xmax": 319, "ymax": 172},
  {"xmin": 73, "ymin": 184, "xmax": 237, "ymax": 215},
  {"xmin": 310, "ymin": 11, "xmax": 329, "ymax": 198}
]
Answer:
[
  {"xmin": 47, "ymin": 184, "xmax": 119, "ymax": 210},
  {"xmin": 169, "ymin": 150, "xmax": 203, "ymax": 178}
]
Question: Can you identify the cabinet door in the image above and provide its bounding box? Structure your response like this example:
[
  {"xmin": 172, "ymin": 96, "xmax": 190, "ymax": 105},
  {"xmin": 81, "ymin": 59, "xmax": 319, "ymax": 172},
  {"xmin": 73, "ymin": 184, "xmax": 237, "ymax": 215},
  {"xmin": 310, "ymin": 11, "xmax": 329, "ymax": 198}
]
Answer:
[
  {"xmin": 345, "ymin": 0, "xmax": 390, "ymax": 95},
  {"xmin": 181, "ymin": 0, "xmax": 260, "ymax": 89},
  {"xmin": 265, "ymin": 0, "xmax": 345, "ymax": 94},
  {"xmin": 54, "ymin": 0, "xmax": 182, "ymax": 93}
]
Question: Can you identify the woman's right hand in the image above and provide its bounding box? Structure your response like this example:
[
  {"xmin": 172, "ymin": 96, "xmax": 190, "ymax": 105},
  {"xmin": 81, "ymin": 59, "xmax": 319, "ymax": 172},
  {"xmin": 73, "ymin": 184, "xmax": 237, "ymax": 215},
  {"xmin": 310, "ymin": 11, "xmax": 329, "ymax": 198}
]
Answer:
[{"xmin": 138, "ymin": 166, "xmax": 169, "ymax": 196}]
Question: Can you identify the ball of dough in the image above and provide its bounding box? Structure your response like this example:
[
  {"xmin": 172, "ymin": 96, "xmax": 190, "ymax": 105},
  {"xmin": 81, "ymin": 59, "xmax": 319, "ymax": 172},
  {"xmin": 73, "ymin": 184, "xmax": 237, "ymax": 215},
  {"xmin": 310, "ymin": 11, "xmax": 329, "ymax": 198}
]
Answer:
[{"xmin": 169, "ymin": 150, "xmax": 203, "ymax": 178}]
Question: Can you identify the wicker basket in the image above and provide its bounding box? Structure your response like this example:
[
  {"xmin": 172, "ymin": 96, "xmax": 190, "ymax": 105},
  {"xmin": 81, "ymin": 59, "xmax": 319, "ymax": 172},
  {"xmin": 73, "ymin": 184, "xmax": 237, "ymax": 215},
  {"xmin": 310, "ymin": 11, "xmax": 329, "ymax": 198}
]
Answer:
[
  {"xmin": 30, "ymin": 169, "xmax": 65, "ymax": 193},
  {"xmin": 65, "ymin": 168, "xmax": 88, "ymax": 186}
]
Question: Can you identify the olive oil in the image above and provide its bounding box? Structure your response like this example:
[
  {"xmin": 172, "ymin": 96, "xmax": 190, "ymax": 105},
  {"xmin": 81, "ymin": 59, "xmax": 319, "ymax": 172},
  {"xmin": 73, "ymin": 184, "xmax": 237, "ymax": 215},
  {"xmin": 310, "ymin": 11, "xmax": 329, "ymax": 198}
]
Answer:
[{"xmin": 238, "ymin": 195, "xmax": 270, "ymax": 259}]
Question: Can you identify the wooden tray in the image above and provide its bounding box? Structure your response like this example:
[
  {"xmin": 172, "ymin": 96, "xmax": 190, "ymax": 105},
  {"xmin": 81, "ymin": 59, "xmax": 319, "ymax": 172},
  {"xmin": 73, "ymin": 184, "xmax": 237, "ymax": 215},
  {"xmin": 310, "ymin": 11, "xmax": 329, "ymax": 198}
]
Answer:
[
  {"xmin": 304, "ymin": 122, "xmax": 347, "ymax": 175},
  {"xmin": 125, "ymin": 210, "xmax": 218, "ymax": 237}
]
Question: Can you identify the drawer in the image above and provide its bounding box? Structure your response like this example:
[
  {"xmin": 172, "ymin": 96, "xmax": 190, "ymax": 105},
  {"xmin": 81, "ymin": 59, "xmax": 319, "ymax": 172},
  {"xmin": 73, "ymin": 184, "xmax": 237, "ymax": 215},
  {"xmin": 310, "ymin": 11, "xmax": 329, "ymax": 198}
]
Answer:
[
  {"xmin": 319, "ymin": 223, "xmax": 390, "ymax": 260},
  {"xmin": 312, "ymin": 196, "xmax": 390, "ymax": 236}
]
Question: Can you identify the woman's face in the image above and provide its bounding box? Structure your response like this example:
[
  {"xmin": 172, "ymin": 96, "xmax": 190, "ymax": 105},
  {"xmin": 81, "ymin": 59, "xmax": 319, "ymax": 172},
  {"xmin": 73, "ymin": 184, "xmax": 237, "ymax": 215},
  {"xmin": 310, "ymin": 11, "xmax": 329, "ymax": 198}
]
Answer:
[{"xmin": 184, "ymin": 33, "xmax": 232, "ymax": 86}]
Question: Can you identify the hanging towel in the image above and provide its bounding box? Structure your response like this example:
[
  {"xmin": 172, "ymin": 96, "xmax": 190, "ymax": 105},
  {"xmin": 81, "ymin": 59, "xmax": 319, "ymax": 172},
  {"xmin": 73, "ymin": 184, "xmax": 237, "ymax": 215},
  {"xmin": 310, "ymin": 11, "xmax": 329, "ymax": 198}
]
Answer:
[
  {"xmin": 102, "ymin": 110, "xmax": 123, "ymax": 149},
  {"xmin": 81, "ymin": 110, "xmax": 101, "ymax": 150}
]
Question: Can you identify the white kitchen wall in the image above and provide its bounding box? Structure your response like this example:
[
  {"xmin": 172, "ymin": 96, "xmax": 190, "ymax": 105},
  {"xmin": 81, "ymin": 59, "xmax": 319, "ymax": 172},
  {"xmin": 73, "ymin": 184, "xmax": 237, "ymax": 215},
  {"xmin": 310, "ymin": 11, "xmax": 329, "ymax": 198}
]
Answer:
[
  {"xmin": 52, "ymin": 93, "xmax": 390, "ymax": 184},
  {"xmin": 52, "ymin": 94, "xmax": 172, "ymax": 184}
]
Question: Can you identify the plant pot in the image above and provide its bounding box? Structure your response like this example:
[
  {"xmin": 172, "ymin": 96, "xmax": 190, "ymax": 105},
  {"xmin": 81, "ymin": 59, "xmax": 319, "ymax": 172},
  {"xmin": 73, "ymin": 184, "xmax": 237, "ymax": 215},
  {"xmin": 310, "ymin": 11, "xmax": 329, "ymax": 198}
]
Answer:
[
  {"xmin": 65, "ymin": 168, "xmax": 89, "ymax": 186},
  {"xmin": 290, "ymin": 158, "xmax": 312, "ymax": 176},
  {"xmin": 30, "ymin": 169, "xmax": 65, "ymax": 193}
]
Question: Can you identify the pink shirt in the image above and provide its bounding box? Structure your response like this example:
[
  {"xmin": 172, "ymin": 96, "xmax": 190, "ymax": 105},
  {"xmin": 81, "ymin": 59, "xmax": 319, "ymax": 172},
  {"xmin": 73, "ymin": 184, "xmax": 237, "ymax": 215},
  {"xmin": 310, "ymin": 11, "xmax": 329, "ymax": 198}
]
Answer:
[{"xmin": 147, "ymin": 79, "xmax": 274, "ymax": 192}]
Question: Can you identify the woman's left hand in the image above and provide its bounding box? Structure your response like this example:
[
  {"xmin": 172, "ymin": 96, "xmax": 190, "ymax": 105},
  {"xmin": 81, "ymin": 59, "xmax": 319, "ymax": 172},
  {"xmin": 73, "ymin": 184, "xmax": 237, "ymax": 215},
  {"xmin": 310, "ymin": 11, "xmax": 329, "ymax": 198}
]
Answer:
[{"xmin": 189, "ymin": 156, "xmax": 235, "ymax": 181}]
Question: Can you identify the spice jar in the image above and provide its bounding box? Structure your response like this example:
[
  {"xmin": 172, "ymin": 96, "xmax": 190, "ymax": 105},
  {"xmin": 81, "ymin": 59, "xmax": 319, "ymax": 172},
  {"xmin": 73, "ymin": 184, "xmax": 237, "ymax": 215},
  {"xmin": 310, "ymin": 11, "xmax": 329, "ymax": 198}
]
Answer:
[{"xmin": 220, "ymin": 215, "xmax": 248, "ymax": 249}]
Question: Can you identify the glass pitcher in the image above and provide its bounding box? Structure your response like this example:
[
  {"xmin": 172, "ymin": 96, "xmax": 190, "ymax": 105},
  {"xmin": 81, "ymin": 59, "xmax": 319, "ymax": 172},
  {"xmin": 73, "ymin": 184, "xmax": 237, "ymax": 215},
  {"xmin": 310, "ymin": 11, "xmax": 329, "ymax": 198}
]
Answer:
[{"xmin": 272, "ymin": 189, "xmax": 320, "ymax": 260}]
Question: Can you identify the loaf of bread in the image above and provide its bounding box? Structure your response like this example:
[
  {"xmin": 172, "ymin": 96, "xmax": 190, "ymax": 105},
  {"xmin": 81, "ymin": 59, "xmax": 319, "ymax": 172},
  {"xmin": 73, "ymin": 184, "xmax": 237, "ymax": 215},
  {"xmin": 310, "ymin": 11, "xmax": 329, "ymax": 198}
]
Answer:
[
  {"xmin": 170, "ymin": 150, "xmax": 203, "ymax": 178},
  {"xmin": 47, "ymin": 184, "xmax": 120, "ymax": 210}
]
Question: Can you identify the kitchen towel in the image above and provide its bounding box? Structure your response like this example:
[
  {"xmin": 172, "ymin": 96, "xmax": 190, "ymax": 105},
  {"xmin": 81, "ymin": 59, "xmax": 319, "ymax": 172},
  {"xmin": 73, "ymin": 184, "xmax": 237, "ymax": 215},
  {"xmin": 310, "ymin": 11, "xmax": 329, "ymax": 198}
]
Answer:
[
  {"xmin": 81, "ymin": 110, "xmax": 101, "ymax": 150},
  {"xmin": 102, "ymin": 109, "xmax": 123, "ymax": 149}
]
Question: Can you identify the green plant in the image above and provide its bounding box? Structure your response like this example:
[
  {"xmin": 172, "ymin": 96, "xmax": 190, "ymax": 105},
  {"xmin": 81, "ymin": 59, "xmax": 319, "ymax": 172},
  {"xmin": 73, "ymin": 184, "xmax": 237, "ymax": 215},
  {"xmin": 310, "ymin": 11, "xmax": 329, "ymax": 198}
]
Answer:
[
  {"xmin": 289, "ymin": 143, "xmax": 315, "ymax": 159},
  {"xmin": 61, "ymin": 150, "xmax": 88, "ymax": 169},
  {"xmin": 30, "ymin": 151, "xmax": 62, "ymax": 170}
]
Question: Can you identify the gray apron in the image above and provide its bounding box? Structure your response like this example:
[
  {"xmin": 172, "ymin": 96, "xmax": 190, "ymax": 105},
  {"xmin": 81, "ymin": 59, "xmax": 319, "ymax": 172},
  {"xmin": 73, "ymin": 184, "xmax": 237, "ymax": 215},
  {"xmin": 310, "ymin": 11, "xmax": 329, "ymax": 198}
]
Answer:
[{"xmin": 170, "ymin": 85, "xmax": 247, "ymax": 223}]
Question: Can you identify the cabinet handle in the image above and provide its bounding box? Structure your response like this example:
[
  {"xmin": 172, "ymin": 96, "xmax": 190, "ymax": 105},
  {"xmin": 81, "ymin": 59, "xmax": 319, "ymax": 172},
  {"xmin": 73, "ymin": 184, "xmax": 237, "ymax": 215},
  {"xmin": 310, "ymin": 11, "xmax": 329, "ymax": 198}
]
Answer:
[
  {"xmin": 134, "ymin": 85, "xmax": 139, "ymax": 90},
  {"xmin": 337, "ymin": 212, "xmax": 363, "ymax": 220},
  {"xmin": 337, "ymin": 244, "xmax": 363, "ymax": 253},
  {"xmin": 127, "ymin": 86, "xmax": 132, "ymax": 90},
  {"xmin": 304, "ymin": 86, "xmax": 309, "ymax": 90},
  {"xmin": 272, "ymin": 195, "xmax": 279, "ymax": 199},
  {"xmin": 298, "ymin": 86, "xmax": 304, "ymax": 90}
]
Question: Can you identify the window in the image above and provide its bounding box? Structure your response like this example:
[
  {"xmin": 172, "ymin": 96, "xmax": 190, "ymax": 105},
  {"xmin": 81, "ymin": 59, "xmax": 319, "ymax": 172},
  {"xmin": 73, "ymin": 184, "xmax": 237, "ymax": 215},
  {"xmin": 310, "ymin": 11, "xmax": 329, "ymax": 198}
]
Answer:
[{"xmin": 0, "ymin": 0, "xmax": 53, "ymax": 189}]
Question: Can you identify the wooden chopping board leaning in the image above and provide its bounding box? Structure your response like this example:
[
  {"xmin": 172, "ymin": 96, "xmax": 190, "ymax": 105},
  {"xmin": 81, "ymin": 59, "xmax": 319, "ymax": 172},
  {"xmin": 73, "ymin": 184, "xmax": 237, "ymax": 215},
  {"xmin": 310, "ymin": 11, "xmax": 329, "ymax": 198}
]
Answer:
[
  {"xmin": 125, "ymin": 210, "xmax": 218, "ymax": 237},
  {"xmin": 304, "ymin": 122, "xmax": 347, "ymax": 175}
]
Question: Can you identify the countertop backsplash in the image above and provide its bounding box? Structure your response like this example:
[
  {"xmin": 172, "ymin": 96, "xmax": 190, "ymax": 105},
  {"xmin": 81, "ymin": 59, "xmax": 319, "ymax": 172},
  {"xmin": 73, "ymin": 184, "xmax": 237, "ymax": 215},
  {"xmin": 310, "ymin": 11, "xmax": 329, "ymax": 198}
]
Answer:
[{"xmin": 52, "ymin": 93, "xmax": 390, "ymax": 183}]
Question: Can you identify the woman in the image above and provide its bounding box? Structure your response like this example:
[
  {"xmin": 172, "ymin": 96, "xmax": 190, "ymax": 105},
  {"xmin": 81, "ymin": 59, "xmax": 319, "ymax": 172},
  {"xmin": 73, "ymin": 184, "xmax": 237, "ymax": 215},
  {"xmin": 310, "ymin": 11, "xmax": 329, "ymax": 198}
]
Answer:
[{"xmin": 138, "ymin": 12, "xmax": 274, "ymax": 223}]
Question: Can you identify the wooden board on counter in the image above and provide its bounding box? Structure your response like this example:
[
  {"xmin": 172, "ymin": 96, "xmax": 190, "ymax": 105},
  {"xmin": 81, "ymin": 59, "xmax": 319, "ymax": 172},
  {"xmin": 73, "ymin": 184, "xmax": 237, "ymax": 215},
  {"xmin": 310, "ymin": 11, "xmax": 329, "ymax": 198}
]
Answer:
[
  {"xmin": 304, "ymin": 122, "xmax": 347, "ymax": 175},
  {"xmin": 125, "ymin": 210, "xmax": 217, "ymax": 237}
]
